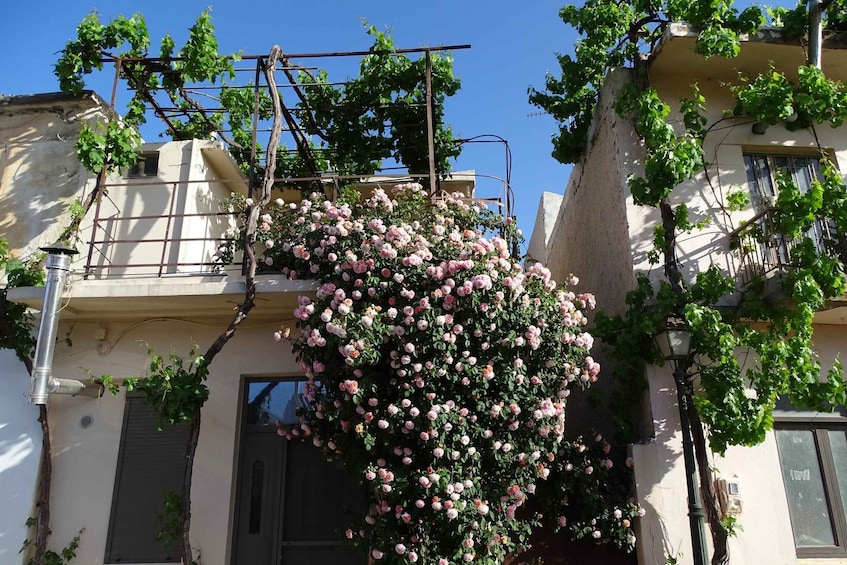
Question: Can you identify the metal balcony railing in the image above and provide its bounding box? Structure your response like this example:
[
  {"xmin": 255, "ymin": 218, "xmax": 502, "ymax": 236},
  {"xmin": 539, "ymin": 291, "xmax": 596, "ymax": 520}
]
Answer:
[
  {"xmin": 729, "ymin": 208, "xmax": 847, "ymax": 288},
  {"xmin": 81, "ymin": 172, "xmax": 511, "ymax": 280},
  {"xmin": 82, "ymin": 178, "xmax": 242, "ymax": 280}
]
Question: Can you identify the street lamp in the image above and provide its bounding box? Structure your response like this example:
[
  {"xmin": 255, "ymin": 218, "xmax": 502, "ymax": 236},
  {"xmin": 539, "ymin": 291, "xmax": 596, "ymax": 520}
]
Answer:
[{"xmin": 655, "ymin": 314, "xmax": 709, "ymax": 565}]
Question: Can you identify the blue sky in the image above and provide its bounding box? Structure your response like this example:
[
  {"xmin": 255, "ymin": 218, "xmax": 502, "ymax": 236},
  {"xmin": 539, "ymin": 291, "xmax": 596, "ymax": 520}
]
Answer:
[
  {"xmin": 0, "ymin": 0, "xmax": 787, "ymax": 248},
  {"xmin": 0, "ymin": 0, "xmax": 574, "ymax": 243}
]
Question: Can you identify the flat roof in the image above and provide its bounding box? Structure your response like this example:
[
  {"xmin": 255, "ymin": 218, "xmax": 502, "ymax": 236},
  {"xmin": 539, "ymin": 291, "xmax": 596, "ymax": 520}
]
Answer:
[{"xmin": 650, "ymin": 23, "xmax": 847, "ymax": 82}]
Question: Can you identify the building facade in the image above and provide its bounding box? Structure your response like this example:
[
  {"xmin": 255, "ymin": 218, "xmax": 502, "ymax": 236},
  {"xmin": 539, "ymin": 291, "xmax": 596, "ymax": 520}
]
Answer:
[
  {"xmin": 528, "ymin": 25, "xmax": 847, "ymax": 565},
  {"xmin": 0, "ymin": 94, "xmax": 483, "ymax": 563}
]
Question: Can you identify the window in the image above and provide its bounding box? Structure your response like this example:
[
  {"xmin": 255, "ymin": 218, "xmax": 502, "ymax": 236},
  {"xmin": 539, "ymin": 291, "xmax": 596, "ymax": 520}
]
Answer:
[
  {"xmin": 105, "ymin": 394, "xmax": 189, "ymax": 563},
  {"xmin": 744, "ymin": 152, "xmax": 844, "ymax": 257},
  {"xmin": 744, "ymin": 153, "xmax": 823, "ymax": 214},
  {"xmin": 128, "ymin": 152, "xmax": 160, "ymax": 177},
  {"xmin": 736, "ymin": 152, "xmax": 846, "ymax": 283},
  {"xmin": 774, "ymin": 405, "xmax": 847, "ymax": 557}
]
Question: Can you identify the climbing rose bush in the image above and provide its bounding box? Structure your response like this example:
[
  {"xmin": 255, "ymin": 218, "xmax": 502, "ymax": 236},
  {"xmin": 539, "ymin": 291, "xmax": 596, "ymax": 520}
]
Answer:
[{"xmin": 223, "ymin": 184, "xmax": 641, "ymax": 562}]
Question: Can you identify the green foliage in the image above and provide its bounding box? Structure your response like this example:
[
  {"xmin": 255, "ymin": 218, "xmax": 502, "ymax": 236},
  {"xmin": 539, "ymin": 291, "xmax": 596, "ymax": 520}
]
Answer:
[
  {"xmin": 726, "ymin": 188, "xmax": 750, "ymax": 212},
  {"xmin": 0, "ymin": 240, "xmax": 45, "ymax": 364},
  {"xmin": 618, "ymin": 86, "xmax": 704, "ymax": 207},
  {"xmin": 123, "ymin": 345, "xmax": 209, "ymax": 425},
  {"xmin": 157, "ymin": 492, "xmax": 184, "ymax": 546},
  {"xmin": 56, "ymin": 13, "xmax": 462, "ymax": 188},
  {"xmin": 720, "ymin": 514, "xmax": 742, "ymax": 537},
  {"xmin": 530, "ymin": 0, "xmax": 765, "ymax": 163},
  {"xmin": 679, "ymin": 85, "xmax": 707, "ymax": 139},
  {"xmin": 733, "ymin": 66, "xmax": 847, "ymax": 130},
  {"xmin": 298, "ymin": 25, "xmax": 461, "ymax": 183},
  {"xmin": 824, "ymin": 0, "xmax": 847, "ymax": 30},
  {"xmin": 174, "ymin": 11, "xmax": 235, "ymax": 84},
  {"xmin": 538, "ymin": 0, "xmax": 847, "ymax": 457},
  {"xmin": 532, "ymin": 0, "xmax": 845, "ymax": 164},
  {"xmin": 56, "ymin": 9, "xmax": 235, "ymax": 175},
  {"xmin": 55, "ymin": 12, "xmax": 149, "ymax": 96},
  {"xmin": 593, "ymin": 275, "xmax": 659, "ymax": 442},
  {"xmin": 733, "ymin": 68, "xmax": 796, "ymax": 126},
  {"xmin": 768, "ymin": 3, "xmax": 809, "ymax": 40},
  {"xmin": 76, "ymin": 121, "xmax": 143, "ymax": 173},
  {"xmin": 21, "ymin": 521, "xmax": 84, "ymax": 565},
  {"xmin": 795, "ymin": 66, "xmax": 847, "ymax": 128}
]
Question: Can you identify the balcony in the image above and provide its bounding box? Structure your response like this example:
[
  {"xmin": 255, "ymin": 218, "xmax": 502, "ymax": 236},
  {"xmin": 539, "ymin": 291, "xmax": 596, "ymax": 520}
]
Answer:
[
  {"xmin": 729, "ymin": 208, "xmax": 847, "ymax": 312},
  {"xmin": 7, "ymin": 152, "xmax": 505, "ymax": 323}
]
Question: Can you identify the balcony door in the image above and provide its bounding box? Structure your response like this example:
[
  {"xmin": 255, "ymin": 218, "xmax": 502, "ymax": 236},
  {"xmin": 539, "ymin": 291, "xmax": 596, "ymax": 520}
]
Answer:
[{"xmin": 232, "ymin": 379, "xmax": 366, "ymax": 565}]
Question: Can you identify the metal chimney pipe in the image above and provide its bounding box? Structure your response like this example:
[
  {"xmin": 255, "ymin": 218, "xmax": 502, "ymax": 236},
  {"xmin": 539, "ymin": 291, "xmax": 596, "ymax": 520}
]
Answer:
[{"xmin": 29, "ymin": 243, "xmax": 78, "ymax": 405}]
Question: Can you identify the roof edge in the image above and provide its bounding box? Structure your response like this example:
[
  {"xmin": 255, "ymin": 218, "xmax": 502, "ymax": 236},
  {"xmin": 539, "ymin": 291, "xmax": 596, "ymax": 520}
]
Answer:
[
  {"xmin": 0, "ymin": 90, "xmax": 109, "ymax": 108},
  {"xmin": 653, "ymin": 22, "xmax": 847, "ymax": 61}
]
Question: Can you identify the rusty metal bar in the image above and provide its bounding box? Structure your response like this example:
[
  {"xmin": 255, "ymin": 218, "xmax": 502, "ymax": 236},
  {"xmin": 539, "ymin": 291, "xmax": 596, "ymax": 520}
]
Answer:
[
  {"xmin": 729, "ymin": 207, "xmax": 847, "ymax": 288},
  {"xmin": 90, "ymin": 237, "xmax": 235, "ymax": 245},
  {"xmin": 102, "ymin": 178, "xmax": 247, "ymax": 188},
  {"xmin": 92, "ymin": 261, "xmax": 230, "ymax": 269},
  {"xmin": 84, "ymin": 170, "xmax": 107, "ymax": 280},
  {"xmin": 727, "ymin": 208, "xmax": 771, "ymax": 240},
  {"xmin": 110, "ymin": 59, "xmax": 122, "ymax": 109},
  {"xmin": 158, "ymin": 182, "xmax": 179, "ymax": 277},
  {"xmin": 90, "ymin": 211, "xmax": 235, "ymax": 222},
  {"xmin": 97, "ymin": 45, "xmax": 471, "ymax": 64},
  {"xmin": 425, "ymin": 51, "xmax": 437, "ymax": 194}
]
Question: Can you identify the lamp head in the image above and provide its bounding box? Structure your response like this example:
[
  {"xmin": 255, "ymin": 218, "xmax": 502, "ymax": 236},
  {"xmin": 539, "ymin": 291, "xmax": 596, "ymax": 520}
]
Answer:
[{"xmin": 655, "ymin": 314, "xmax": 693, "ymax": 363}]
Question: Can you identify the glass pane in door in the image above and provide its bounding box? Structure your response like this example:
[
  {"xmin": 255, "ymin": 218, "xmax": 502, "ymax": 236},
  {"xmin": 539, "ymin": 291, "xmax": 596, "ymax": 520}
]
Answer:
[{"xmin": 775, "ymin": 429, "xmax": 835, "ymax": 546}]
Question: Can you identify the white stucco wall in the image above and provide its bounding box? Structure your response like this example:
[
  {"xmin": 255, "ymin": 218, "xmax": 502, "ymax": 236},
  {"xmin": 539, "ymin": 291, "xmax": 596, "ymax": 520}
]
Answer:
[
  {"xmin": 526, "ymin": 191, "xmax": 562, "ymax": 265},
  {"xmin": 0, "ymin": 350, "xmax": 41, "ymax": 562}
]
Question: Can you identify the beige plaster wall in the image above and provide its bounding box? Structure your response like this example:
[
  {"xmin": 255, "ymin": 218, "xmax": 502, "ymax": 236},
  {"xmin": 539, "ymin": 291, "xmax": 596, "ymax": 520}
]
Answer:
[
  {"xmin": 0, "ymin": 95, "xmax": 102, "ymax": 260},
  {"xmin": 534, "ymin": 68, "xmax": 649, "ymax": 438},
  {"xmin": 0, "ymin": 350, "xmax": 41, "ymax": 562},
  {"xmin": 46, "ymin": 317, "xmax": 300, "ymax": 565},
  {"xmin": 78, "ymin": 140, "xmax": 242, "ymax": 279}
]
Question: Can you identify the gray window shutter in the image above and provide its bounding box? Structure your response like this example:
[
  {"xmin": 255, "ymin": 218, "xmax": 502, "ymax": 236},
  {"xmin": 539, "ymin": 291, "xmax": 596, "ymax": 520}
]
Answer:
[{"xmin": 105, "ymin": 394, "xmax": 189, "ymax": 563}]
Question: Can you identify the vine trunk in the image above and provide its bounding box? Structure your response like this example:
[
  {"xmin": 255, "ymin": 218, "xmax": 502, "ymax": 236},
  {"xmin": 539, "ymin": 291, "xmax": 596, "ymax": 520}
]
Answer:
[
  {"xmin": 174, "ymin": 46, "xmax": 284, "ymax": 563},
  {"xmin": 33, "ymin": 405, "xmax": 51, "ymax": 565},
  {"xmin": 179, "ymin": 408, "xmax": 201, "ymax": 565},
  {"xmin": 689, "ymin": 398, "xmax": 730, "ymax": 565}
]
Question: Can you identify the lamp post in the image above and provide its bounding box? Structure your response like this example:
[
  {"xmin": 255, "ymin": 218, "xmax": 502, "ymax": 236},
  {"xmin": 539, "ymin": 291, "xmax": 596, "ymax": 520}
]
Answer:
[{"xmin": 655, "ymin": 315, "xmax": 709, "ymax": 565}]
